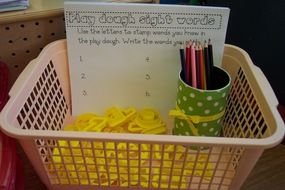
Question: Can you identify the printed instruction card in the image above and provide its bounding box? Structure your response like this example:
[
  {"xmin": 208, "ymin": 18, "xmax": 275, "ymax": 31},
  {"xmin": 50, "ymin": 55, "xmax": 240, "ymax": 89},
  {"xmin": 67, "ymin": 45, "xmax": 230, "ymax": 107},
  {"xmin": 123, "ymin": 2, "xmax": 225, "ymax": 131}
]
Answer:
[{"xmin": 64, "ymin": 1, "xmax": 230, "ymax": 124}]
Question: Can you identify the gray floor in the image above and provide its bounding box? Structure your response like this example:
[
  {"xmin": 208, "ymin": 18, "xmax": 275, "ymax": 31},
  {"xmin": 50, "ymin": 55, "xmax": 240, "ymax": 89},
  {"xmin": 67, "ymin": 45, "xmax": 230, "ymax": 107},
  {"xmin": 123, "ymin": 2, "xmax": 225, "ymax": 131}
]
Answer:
[{"xmin": 241, "ymin": 144, "xmax": 285, "ymax": 190}]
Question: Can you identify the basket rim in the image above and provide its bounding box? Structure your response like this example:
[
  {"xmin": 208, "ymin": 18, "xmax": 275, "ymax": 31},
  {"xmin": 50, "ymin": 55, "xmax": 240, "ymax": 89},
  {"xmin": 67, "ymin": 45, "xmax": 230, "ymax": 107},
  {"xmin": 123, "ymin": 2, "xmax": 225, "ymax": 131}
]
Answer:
[
  {"xmin": 0, "ymin": 115, "xmax": 284, "ymax": 149},
  {"xmin": 0, "ymin": 40, "xmax": 284, "ymax": 149}
]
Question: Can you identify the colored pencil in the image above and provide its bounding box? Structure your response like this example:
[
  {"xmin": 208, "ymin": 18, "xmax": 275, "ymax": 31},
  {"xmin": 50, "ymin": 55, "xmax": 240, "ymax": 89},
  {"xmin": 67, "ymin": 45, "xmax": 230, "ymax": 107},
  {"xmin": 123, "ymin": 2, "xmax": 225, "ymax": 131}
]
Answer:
[
  {"xmin": 180, "ymin": 44, "xmax": 186, "ymax": 81},
  {"xmin": 186, "ymin": 40, "xmax": 192, "ymax": 85},
  {"xmin": 190, "ymin": 42, "xmax": 197, "ymax": 88},
  {"xmin": 204, "ymin": 41, "xmax": 211, "ymax": 89},
  {"xmin": 179, "ymin": 39, "xmax": 215, "ymax": 89},
  {"xmin": 199, "ymin": 44, "xmax": 206, "ymax": 89},
  {"xmin": 195, "ymin": 44, "xmax": 201, "ymax": 89},
  {"xmin": 185, "ymin": 42, "xmax": 191, "ymax": 85},
  {"xmin": 208, "ymin": 39, "xmax": 214, "ymax": 89}
]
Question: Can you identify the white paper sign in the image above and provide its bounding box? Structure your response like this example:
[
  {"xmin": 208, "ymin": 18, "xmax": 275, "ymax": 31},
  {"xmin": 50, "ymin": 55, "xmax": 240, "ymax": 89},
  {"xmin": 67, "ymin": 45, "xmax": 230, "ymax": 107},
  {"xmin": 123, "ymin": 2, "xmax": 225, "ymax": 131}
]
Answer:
[{"xmin": 64, "ymin": 1, "xmax": 229, "ymax": 124}]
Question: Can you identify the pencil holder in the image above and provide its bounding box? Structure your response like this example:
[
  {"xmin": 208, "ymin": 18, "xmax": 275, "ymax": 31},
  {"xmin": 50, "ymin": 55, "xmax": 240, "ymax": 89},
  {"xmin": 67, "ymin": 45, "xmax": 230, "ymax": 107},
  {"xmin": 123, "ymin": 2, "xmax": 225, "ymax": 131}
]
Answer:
[{"xmin": 170, "ymin": 66, "xmax": 231, "ymax": 137}]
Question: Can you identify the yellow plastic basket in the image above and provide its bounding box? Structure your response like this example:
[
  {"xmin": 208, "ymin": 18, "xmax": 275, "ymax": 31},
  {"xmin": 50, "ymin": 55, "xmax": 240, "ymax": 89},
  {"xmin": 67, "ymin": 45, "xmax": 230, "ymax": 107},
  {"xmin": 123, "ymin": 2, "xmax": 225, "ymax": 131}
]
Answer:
[{"xmin": 0, "ymin": 39, "xmax": 284, "ymax": 190}]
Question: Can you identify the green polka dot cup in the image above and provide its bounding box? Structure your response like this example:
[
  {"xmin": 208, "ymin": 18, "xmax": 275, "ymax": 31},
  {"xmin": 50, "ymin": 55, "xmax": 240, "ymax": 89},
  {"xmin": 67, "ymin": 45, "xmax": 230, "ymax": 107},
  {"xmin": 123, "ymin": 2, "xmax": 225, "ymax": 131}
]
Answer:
[{"xmin": 172, "ymin": 66, "xmax": 231, "ymax": 137}]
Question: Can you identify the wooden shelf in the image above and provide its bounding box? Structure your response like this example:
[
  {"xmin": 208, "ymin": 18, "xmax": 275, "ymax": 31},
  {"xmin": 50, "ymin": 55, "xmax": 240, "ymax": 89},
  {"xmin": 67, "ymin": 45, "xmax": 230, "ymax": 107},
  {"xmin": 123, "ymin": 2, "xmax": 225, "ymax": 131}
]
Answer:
[
  {"xmin": 0, "ymin": 0, "xmax": 63, "ymax": 24},
  {"xmin": 0, "ymin": 0, "xmax": 160, "ymax": 24}
]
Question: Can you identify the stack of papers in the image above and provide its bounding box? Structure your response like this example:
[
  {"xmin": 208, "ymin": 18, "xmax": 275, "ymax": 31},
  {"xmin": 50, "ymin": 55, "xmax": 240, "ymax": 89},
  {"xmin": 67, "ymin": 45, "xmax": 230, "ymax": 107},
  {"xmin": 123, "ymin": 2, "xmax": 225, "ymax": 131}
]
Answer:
[{"xmin": 0, "ymin": 0, "xmax": 29, "ymax": 13}]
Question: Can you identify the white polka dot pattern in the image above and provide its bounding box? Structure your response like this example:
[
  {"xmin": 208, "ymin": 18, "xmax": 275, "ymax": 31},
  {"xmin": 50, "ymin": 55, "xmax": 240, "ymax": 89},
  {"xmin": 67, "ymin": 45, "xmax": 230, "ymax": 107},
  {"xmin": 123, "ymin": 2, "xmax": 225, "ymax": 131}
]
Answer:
[{"xmin": 173, "ymin": 69, "xmax": 230, "ymax": 137}]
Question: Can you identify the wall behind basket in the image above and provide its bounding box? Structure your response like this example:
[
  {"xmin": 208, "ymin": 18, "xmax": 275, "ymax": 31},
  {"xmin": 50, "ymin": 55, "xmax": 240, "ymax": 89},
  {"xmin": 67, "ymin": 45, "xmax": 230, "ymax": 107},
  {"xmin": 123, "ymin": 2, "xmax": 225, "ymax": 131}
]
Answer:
[
  {"xmin": 207, "ymin": 0, "xmax": 285, "ymax": 106},
  {"xmin": 0, "ymin": 15, "xmax": 66, "ymax": 88}
]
